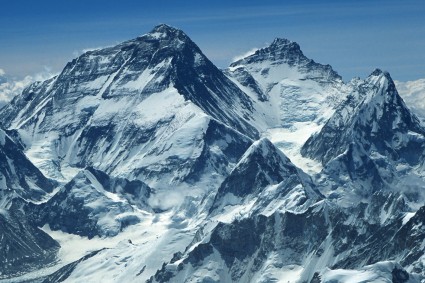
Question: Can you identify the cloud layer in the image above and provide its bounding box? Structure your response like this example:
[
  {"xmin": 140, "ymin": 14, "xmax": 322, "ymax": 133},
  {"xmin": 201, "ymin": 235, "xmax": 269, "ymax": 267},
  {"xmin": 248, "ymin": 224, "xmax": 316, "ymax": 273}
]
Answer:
[
  {"xmin": 395, "ymin": 79, "xmax": 425, "ymax": 123},
  {"xmin": 0, "ymin": 68, "xmax": 55, "ymax": 107}
]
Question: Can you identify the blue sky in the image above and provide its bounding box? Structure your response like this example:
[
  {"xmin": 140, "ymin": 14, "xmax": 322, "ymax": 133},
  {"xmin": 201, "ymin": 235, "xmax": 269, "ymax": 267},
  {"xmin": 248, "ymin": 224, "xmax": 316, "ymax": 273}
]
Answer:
[{"xmin": 0, "ymin": 0, "xmax": 424, "ymax": 81}]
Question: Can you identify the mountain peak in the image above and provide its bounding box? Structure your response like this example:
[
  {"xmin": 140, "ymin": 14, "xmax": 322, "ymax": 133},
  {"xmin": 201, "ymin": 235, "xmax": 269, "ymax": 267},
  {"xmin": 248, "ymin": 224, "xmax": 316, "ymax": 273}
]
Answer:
[
  {"xmin": 366, "ymin": 68, "xmax": 398, "ymax": 97},
  {"xmin": 302, "ymin": 65, "xmax": 425, "ymax": 166},
  {"xmin": 230, "ymin": 37, "xmax": 305, "ymax": 66},
  {"xmin": 271, "ymin": 37, "xmax": 292, "ymax": 45},
  {"xmin": 209, "ymin": 137, "xmax": 321, "ymax": 216},
  {"xmin": 243, "ymin": 137, "xmax": 287, "ymax": 160},
  {"xmin": 269, "ymin": 37, "xmax": 301, "ymax": 52},
  {"xmin": 229, "ymin": 37, "xmax": 341, "ymax": 81},
  {"xmin": 147, "ymin": 23, "xmax": 186, "ymax": 40},
  {"xmin": 152, "ymin": 23, "xmax": 176, "ymax": 31},
  {"xmin": 370, "ymin": 68, "xmax": 385, "ymax": 76},
  {"xmin": 369, "ymin": 68, "xmax": 393, "ymax": 82},
  {"xmin": 212, "ymin": 137, "xmax": 299, "ymax": 200}
]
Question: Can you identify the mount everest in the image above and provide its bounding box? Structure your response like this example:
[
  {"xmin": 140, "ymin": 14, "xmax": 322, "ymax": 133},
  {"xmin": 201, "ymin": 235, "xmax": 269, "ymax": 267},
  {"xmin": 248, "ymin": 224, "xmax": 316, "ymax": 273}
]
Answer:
[{"xmin": 0, "ymin": 24, "xmax": 424, "ymax": 283}]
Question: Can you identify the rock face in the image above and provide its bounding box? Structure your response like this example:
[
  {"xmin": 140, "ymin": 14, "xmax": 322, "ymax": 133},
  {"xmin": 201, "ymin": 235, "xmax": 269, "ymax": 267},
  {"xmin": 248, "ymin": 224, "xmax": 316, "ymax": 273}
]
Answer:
[
  {"xmin": 151, "ymin": 196, "xmax": 424, "ymax": 283},
  {"xmin": 0, "ymin": 199, "xmax": 59, "ymax": 279},
  {"xmin": 0, "ymin": 24, "xmax": 424, "ymax": 282},
  {"xmin": 0, "ymin": 128, "xmax": 54, "ymax": 202},
  {"xmin": 0, "ymin": 130, "xmax": 58, "ymax": 279}
]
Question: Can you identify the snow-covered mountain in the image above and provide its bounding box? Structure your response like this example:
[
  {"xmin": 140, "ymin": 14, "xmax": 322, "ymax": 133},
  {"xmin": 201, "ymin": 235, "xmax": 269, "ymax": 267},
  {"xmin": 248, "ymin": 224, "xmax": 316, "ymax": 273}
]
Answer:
[
  {"xmin": 148, "ymin": 141, "xmax": 423, "ymax": 283},
  {"xmin": 302, "ymin": 69, "xmax": 425, "ymax": 207},
  {"xmin": 151, "ymin": 196, "xmax": 423, "ymax": 283},
  {"xmin": 225, "ymin": 38, "xmax": 351, "ymax": 173},
  {"xmin": 302, "ymin": 69, "xmax": 425, "ymax": 166},
  {"xmin": 209, "ymin": 138, "xmax": 322, "ymax": 218},
  {"xmin": 0, "ymin": 24, "xmax": 424, "ymax": 282},
  {"xmin": 0, "ymin": 24, "xmax": 255, "ymax": 191}
]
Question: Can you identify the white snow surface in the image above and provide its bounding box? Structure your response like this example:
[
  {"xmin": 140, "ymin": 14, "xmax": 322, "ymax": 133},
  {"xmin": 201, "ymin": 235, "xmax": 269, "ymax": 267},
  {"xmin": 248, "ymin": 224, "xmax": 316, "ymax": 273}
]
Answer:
[
  {"xmin": 16, "ymin": 83, "xmax": 210, "ymax": 189},
  {"xmin": 54, "ymin": 194, "xmax": 219, "ymax": 283},
  {"xmin": 322, "ymin": 261, "xmax": 421, "ymax": 283},
  {"xmin": 1, "ymin": 210, "xmax": 196, "ymax": 283}
]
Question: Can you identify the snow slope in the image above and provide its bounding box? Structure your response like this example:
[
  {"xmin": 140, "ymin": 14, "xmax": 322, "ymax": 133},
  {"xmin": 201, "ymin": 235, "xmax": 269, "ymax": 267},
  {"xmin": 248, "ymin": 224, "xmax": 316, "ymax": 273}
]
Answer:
[{"xmin": 225, "ymin": 37, "xmax": 351, "ymax": 174}]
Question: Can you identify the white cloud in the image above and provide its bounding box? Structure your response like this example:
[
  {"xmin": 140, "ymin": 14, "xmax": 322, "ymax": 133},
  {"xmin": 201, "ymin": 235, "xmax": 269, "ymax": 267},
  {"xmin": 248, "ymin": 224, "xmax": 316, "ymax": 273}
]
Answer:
[
  {"xmin": 148, "ymin": 190, "xmax": 186, "ymax": 211},
  {"xmin": 73, "ymin": 44, "xmax": 115, "ymax": 58},
  {"xmin": 231, "ymin": 48, "xmax": 259, "ymax": 63},
  {"xmin": 0, "ymin": 67, "xmax": 56, "ymax": 107},
  {"xmin": 82, "ymin": 46, "xmax": 107, "ymax": 53},
  {"xmin": 395, "ymin": 79, "xmax": 425, "ymax": 123}
]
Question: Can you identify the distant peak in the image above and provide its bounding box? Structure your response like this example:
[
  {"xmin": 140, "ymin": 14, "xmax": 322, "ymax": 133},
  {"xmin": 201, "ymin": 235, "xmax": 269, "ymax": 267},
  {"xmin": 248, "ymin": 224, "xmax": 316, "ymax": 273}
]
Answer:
[
  {"xmin": 230, "ymin": 37, "xmax": 305, "ymax": 66},
  {"xmin": 369, "ymin": 68, "xmax": 392, "ymax": 80},
  {"xmin": 151, "ymin": 23, "xmax": 179, "ymax": 33},
  {"xmin": 270, "ymin": 38, "xmax": 301, "ymax": 51},
  {"xmin": 240, "ymin": 137, "xmax": 292, "ymax": 166},
  {"xmin": 271, "ymin": 38, "xmax": 293, "ymax": 46},
  {"xmin": 252, "ymin": 137, "xmax": 275, "ymax": 151},
  {"xmin": 371, "ymin": 68, "xmax": 383, "ymax": 76},
  {"xmin": 148, "ymin": 24, "xmax": 185, "ymax": 38},
  {"xmin": 367, "ymin": 68, "xmax": 396, "ymax": 90}
]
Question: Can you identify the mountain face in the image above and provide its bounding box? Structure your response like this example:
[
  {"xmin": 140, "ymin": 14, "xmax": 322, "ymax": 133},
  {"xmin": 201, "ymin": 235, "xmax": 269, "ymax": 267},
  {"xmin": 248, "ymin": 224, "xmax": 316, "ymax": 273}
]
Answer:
[
  {"xmin": 0, "ymin": 128, "xmax": 54, "ymax": 202},
  {"xmin": 152, "ymin": 197, "xmax": 421, "ymax": 283},
  {"xmin": 0, "ymin": 129, "xmax": 59, "ymax": 279},
  {"xmin": 0, "ymin": 24, "xmax": 255, "ymax": 190},
  {"xmin": 225, "ymin": 38, "xmax": 351, "ymax": 173},
  {"xmin": 0, "ymin": 199, "xmax": 59, "ymax": 279},
  {"xmin": 209, "ymin": 138, "xmax": 322, "ymax": 217},
  {"xmin": 301, "ymin": 69, "xmax": 425, "ymax": 207},
  {"xmin": 226, "ymin": 37, "xmax": 346, "ymax": 128},
  {"xmin": 27, "ymin": 167, "xmax": 152, "ymax": 238},
  {"xmin": 302, "ymin": 69, "xmax": 425, "ymax": 166},
  {"xmin": 1, "ymin": 24, "xmax": 425, "ymax": 282}
]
